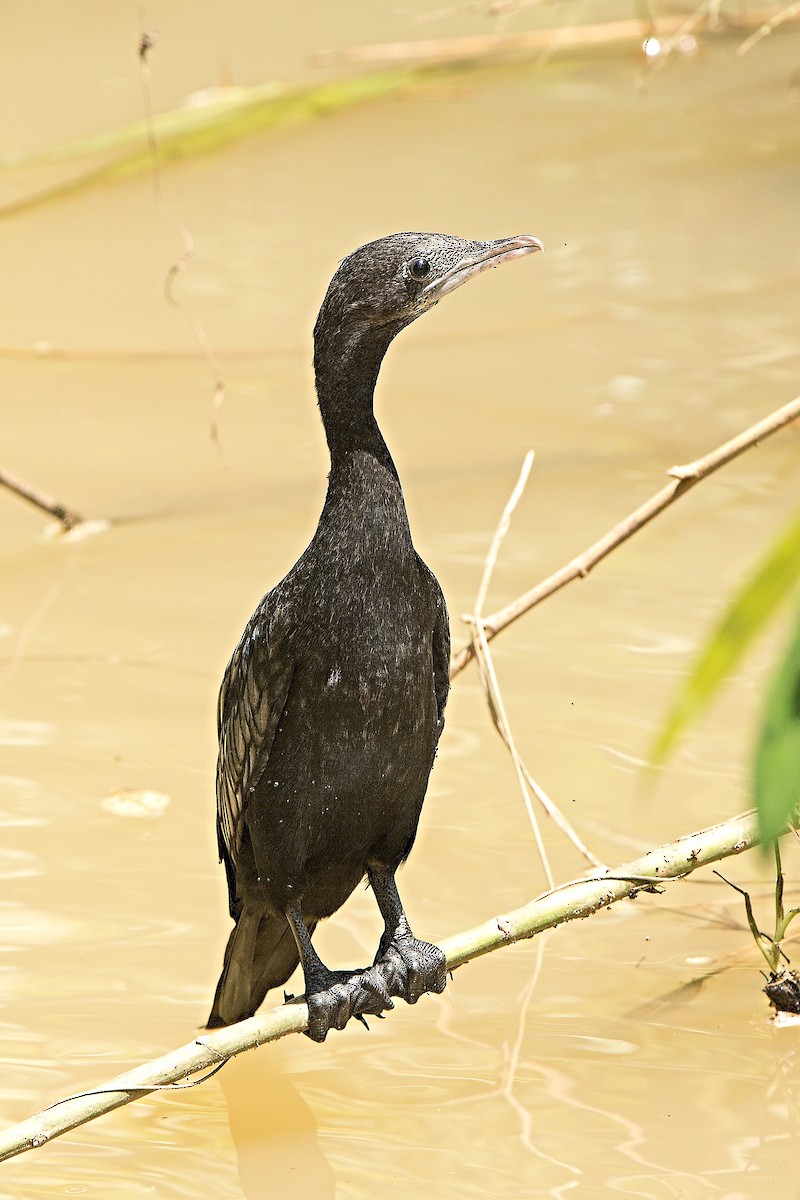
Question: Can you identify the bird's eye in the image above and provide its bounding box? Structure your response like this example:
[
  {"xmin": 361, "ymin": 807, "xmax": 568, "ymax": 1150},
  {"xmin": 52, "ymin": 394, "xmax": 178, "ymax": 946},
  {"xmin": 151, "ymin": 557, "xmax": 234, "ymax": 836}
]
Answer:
[{"xmin": 408, "ymin": 257, "xmax": 431, "ymax": 282}]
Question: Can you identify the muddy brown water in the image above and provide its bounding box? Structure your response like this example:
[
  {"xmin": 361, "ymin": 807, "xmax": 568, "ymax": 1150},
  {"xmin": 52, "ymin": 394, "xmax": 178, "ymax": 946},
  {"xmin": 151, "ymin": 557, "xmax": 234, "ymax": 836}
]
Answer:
[{"xmin": 2, "ymin": 4, "xmax": 800, "ymax": 1197}]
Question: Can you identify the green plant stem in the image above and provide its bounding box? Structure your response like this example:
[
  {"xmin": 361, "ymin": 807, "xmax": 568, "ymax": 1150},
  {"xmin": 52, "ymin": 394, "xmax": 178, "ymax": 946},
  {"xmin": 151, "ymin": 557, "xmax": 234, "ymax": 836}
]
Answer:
[
  {"xmin": 773, "ymin": 842, "xmax": 800, "ymax": 942},
  {"xmin": 713, "ymin": 868, "xmax": 777, "ymax": 972},
  {"xmin": 775, "ymin": 840, "xmax": 784, "ymax": 935},
  {"xmin": 0, "ymin": 69, "xmax": 427, "ymax": 222}
]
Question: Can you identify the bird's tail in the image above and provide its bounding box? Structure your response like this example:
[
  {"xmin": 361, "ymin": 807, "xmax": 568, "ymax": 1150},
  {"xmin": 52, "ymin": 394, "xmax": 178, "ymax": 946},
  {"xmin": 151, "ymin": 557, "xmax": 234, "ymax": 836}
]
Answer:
[{"xmin": 206, "ymin": 907, "xmax": 311, "ymax": 1028}]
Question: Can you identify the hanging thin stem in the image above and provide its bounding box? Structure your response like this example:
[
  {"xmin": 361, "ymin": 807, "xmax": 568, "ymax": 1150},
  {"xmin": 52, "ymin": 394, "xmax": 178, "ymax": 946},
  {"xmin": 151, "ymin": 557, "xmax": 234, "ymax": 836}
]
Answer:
[
  {"xmin": 466, "ymin": 451, "xmax": 602, "ymax": 877},
  {"xmin": 714, "ymin": 847, "xmax": 800, "ymax": 977},
  {"xmin": 138, "ymin": 6, "xmax": 227, "ymax": 459},
  {"xmin": 469, "ymin": 614, "xmax": 555, "ymax": 887},
  {"xmin": 473, "ymin": 450, "xmax": 534, "ymax": 618},
  {"xmin": 713, "ymin": 869, "xmax": 777, "ymax": 973}
]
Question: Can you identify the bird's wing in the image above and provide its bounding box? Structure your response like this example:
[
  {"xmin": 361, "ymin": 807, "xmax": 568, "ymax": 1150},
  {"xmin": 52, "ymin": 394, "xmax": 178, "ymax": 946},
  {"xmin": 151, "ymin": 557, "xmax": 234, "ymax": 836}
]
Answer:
[
  {"xmin": 417, "ymin": 555, "xmax": 450, "ymax": 740},
  {"xmin": 215, "ymin": 595, "xmax": 294, "ymax": 903}
]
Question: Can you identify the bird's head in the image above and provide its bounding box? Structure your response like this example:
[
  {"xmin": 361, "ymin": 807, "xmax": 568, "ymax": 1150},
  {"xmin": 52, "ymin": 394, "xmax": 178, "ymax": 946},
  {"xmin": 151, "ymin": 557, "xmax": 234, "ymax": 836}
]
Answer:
[{"xmin": 314, "ymin": 232, "xmax": 544, "ymax": 361}]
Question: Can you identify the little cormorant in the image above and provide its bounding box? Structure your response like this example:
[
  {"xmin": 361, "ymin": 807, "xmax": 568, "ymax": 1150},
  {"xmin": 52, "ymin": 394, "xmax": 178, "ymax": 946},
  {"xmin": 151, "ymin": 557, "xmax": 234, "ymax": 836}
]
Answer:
[{"xmin": 207, "ymin": 232, "xmax": 543, "ymax": 1041}]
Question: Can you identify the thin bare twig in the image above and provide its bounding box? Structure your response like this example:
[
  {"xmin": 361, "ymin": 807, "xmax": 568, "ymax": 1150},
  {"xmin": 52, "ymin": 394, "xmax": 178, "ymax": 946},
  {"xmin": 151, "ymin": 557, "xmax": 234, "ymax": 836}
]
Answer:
[
  {"xmin": 313, "ymin": 6, "xmax": 800, "ymax": 67},
  {"xmin": 657, "ymin": 0, "xmax": 717, "ymax": 55},
  {"xmin": 518, "ymin": 758, "xmax": 604, "ymax": 868},
  {"xmin": 466, "ymin": 451, "xmax": 602, "ymax": 872},
  {"xmin": 450, "ymin": 394, "xmax": 800, "ymax": 680},
  {"xmin": 737, "ymin": 1, "xmax": 800, "ymax": 53},
  {"xmin": 474, "ymin": 451, "xmax": 535, "ymax": 617},
  {"xmin": 468, "ymin": 452, "xmax": 553, "ymax": 886},
  {"xmin": 488, "ymin": 0, "xmax": 551, "ymax": 16},
  {"xmin": 0, "ymin": 466, "xmax": 85, "ymax": 532},
  {"xmin": 0, "ymin": 807, "xmax": 784, "ymax": 1163},
  {"xmin": 470, "ymin": 614, "xmax": 556, "ymax": 886},
  {"xmin": 138, "ymin": 9, "xmax": 227, "ymax": 458}
]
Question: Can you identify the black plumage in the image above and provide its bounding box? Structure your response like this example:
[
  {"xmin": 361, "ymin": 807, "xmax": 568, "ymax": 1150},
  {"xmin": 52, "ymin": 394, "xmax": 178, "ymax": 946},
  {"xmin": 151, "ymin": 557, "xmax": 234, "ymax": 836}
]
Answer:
[{"xmin": 207, "ymin": 232, "xmax": 543, "ymax": 1041}]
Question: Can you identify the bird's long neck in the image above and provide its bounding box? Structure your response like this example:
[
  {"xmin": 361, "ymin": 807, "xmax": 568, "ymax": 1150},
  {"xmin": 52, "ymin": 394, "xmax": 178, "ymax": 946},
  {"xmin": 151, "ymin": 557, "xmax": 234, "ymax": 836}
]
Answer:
[
  {"xmin": 314, "ymin": 322, "xmax": 396, "ymax": 467},
  {"xmin": 313, "ymin": 322, "xmax": 412, "ymax": 551}
]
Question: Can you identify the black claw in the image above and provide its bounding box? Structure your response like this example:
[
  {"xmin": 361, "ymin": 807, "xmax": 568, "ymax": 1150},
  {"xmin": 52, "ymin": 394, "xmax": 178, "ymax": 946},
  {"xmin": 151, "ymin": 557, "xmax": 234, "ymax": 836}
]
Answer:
[
  {"xmin": 355, "ymin": 1013, "xmax": 370, "ymax": 1030},
  {"xmin": 305, "ymin": 1019, "xmax": 329, "ymax": 1044}
]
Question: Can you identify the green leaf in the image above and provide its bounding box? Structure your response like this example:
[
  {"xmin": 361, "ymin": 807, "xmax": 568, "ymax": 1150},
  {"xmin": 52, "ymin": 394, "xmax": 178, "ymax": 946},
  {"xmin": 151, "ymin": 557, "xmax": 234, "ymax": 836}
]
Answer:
[
  {"xmin": 650, "ymin": 507, "xmax": 800, "ymax": 767},
  {"xmin": 755, "ymin": 602, "xmax": 800, "ymax": 847},
  {"xmin": 0, "ymin": 68, "xmax": 424, "ymax": 222}
]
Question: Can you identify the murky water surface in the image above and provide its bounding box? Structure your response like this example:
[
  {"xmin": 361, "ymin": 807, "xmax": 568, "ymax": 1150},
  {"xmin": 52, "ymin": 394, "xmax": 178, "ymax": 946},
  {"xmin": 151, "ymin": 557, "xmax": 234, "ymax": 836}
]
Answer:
[{"xmin": 2, "ymin": 3, "xmax": 800, "ymax": 1196}]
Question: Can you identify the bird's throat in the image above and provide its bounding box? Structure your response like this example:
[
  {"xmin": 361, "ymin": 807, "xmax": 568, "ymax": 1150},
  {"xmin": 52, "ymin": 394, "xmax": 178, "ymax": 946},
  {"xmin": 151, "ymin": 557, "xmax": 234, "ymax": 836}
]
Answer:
[{"xmin": 314, "ymin": 321, "xmax": 398, "ymax": 470}]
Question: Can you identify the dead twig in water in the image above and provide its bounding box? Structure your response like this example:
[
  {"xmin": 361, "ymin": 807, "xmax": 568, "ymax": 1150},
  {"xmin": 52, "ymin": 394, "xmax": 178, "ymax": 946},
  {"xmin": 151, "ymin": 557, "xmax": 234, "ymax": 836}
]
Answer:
[
  {"xmin": 0, "ymin": 466, "xmax": 86, "ymax": 533},
  {"xmin": 450, "ymin": 394, "xmax": 800, "ymax": 680},
  {"xmin": 0, "ymin": 807, "xmax": 785, "ymax": 1162}
]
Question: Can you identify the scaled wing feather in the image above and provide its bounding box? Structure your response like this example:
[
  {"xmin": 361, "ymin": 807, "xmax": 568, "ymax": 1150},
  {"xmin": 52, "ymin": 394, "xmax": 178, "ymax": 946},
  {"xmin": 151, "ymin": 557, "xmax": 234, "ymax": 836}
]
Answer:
[{"xmin": 215, "ymin": 599, "xmax": 293, "ymax": 872}]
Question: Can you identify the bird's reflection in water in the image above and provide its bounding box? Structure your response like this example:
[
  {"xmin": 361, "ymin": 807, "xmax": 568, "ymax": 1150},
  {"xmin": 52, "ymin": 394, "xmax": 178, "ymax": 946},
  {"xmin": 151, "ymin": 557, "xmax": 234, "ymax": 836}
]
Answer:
[{"xmin": 221, "ymin": 1049, "xmax": 335, "ymax": 1198}]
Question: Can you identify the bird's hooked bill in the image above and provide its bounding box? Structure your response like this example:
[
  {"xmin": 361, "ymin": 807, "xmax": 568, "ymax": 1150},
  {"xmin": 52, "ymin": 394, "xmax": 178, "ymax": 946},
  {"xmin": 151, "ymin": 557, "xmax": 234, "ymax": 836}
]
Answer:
[{"xmin": 422, "ymin": 234, "xmax": 544, "ymax": 301}]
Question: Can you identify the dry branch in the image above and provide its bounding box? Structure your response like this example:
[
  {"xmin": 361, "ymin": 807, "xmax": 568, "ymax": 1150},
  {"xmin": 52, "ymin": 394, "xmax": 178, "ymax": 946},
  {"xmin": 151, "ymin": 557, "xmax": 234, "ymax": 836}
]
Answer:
[
  {"xmin": 0, "ymin": 808, "xmax": 781, "ymax": 1163},
  {"xmin": 0, "ymin": 466, "xmax": 86, "ymax": 532},
  {"xmin": 450, "ymin": 394, "xmax": 800, "ymax": 680},
  {"xmin": 466, "ymin": 449, "xmax": 604, "ymax": 870},
  {"xmin": 738, "ymin": 1, "xmax": 800, "ymax": 53},
  {"xmin": 313, "ymin": 6, "xmax": 800, "ymax": 66}
]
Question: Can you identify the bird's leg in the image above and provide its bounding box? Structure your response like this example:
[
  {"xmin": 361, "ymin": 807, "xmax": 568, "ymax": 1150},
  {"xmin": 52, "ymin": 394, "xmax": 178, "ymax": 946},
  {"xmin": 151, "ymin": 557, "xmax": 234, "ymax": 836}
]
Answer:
[
  {"xmin": 285, "ymin": 903, "xmax": 393, "ymax": 1043},
  {"xmin": 367, "ymin": 864, "xmax": 447, "ymax": 1005}
]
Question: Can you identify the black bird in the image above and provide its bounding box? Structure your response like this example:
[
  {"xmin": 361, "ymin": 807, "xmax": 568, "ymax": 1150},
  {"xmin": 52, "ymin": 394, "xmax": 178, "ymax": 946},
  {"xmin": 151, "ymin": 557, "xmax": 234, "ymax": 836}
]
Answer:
[{"xmin": 207, "ymin": 232, "xmax": 543, "ymax": 1041}]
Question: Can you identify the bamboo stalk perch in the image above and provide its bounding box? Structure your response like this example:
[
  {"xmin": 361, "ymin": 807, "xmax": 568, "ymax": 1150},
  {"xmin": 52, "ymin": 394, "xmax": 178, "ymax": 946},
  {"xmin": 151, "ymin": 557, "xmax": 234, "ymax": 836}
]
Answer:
[
  {"xmin": 0, "ymin": 808, "xmax": 781, "ymax": 1163},
  {"xmin": 450, "ymin": 394, "xmax": 800, "ymax": 679}
]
